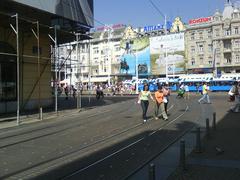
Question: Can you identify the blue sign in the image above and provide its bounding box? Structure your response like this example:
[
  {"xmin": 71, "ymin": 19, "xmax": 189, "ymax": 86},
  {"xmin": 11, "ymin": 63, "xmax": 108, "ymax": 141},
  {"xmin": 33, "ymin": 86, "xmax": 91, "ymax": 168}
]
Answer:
[{"xmin": 144, "ymin": 21, "xmax": 172, "ymax": 32}]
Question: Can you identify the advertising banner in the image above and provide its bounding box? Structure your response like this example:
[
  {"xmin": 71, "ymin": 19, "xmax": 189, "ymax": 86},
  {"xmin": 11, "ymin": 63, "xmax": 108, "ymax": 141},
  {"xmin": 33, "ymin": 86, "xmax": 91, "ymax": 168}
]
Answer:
[
  {"xmin": 150, "ymin": 33, "xmax": 185, "ymax": 75},
  {"xmin": 120, "ymin": 37, "xmax": 151, "ymax": 76}
]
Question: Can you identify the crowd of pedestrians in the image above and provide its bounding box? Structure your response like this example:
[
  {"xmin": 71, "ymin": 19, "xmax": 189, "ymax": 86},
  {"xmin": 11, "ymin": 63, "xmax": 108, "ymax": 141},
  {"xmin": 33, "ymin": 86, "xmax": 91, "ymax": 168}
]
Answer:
[{"xmin": 55, "ymin": 80, "xmax": 240, "ymax": 122}]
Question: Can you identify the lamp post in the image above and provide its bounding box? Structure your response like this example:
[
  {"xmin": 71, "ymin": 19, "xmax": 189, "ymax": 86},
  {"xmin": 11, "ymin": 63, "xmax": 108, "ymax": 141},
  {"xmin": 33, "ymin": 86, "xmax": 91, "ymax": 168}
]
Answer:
[
  {"xmin": 10, "ymin": 13, "xmax": 20, "ymax": 125},
  {"xmin": 135, "ymin": 49, "xmax": 139, "ymax": 94},
  {"xmin": 213, "ymin": 48, "xmax": 220, "ymax": 78},
  {"xmin": 76, "ymin": 34, "xmax": 81, "ymax": 109},
  {"xmin": 48, "ymin": 25, "xmax": 59, "ymax": 113},
  {"xmin": 161, "ymin": 44, "xmax": 168, "ymax": 79}
]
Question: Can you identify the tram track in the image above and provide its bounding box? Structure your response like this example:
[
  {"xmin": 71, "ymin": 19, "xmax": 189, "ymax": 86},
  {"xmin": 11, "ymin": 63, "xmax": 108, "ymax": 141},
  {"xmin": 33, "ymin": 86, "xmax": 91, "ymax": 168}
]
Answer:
[
  {"xmin": 60, "ymin": 98, "xmax": 201, "ymax": 180},
  {"xmin": 0, "ymin": 100, "xmax": 137, "ymax": 148},
  {"xmin": 1, "ymin": 96, "xmax": 197, "ymax": 179},
  {"xmin": 1, "ymin": 98, "xmax": 179, "ymax": 179}
]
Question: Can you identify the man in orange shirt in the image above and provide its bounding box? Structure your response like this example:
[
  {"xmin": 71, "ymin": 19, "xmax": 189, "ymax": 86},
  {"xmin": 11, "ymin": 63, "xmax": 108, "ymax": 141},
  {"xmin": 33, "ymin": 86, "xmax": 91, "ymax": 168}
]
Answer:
[{"xmin": 155, "ymin": 85, "xmax": 168, "ymax": 120}]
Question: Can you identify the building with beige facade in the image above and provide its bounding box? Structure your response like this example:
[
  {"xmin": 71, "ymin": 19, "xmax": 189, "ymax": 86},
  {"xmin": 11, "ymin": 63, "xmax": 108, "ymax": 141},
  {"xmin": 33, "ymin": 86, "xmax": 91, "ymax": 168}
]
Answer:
[{"xmin": 185, "ymin": 0, "xmax": 240, "ymax": 75}]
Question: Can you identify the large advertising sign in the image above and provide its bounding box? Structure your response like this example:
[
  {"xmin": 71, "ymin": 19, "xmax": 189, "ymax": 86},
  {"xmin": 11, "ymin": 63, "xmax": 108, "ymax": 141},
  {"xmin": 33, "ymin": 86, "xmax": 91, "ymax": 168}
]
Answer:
[
  {"xmin": 120, "ymin": 37, "xmax": 151, "ymax": 76},
  {"xmin": 13, "ymin": 0, "xmax": 94, "ymax": 27},
  {"xmin": 150, "ymin": 33, "xmax": 185, "ymax": 75}
]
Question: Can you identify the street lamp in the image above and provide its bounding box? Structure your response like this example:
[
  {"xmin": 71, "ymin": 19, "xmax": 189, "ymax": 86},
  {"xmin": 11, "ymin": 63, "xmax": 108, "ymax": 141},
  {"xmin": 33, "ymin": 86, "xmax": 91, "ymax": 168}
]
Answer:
[
  {"xmin": 48, "ymin": 25, "xmax": 60, "ymax": 113},
  {"xmin": 135, "ymin": 50, "xmax": 139, "ymax": 94},
  {"xmin": 10, "ymin": 13, "xmax": 20, "ymax": 124},
  {"xmin": 213, "ymin": 48, "xmax": 220, "ymax": 78}
]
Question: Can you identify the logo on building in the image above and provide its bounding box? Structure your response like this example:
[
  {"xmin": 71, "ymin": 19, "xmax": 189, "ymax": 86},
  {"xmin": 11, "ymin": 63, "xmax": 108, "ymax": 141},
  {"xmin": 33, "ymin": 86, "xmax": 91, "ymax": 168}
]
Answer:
[
  {"xmin": 143, "ymin": 21, "xmax": 172, "ymax": 32},
  {"xmin": 189, "ymin": 17, "xmax": 212, "ymax": 25}
]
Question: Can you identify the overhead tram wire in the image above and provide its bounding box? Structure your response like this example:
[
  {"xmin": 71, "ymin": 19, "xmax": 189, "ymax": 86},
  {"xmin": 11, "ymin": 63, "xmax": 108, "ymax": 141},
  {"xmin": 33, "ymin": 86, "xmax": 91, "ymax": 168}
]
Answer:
[
  {"xmin": 147, "ymin": 0, "xmax": 166, "ymax": 19},
  {"xmin": 147, "ymin": 0, "xmax": 168, "ymax": 34}
]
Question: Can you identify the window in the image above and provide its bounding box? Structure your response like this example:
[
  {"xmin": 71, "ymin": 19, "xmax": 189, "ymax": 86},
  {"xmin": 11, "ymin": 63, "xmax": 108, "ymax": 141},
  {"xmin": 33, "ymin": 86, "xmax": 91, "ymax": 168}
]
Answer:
[
  {"xmin": 94, "ymin": 57, "xmax": 98, "ymax": 63},
  {"xmin": 225, "ymin": 29, "xmax": 231, "ymax": 36},
  {"xmin": 215, "ymin": 29, "xmax": 220, "ymax": 37},
  {"xmin": 199, "ymin": 32, "xmax": 203, "ymax": 40},
  {"xmin": 114, "ymin": 45, "xmax": 121, "ymax": 51},
  {"xmin": 234, "ymin": 27, "xmax": 239, "ymax": 34},
  {"xmin": 191, "ymin": 46, "xmax": 195, "ymax": 53},
  {"xmin": 104, "ymin": 68, "xmax": 107, "ymax": 72},
  {"xmin": 199, "ymin": 44, "xmax": 204, "ymax": 52},
  {"xmin": 208, "ymin": 60, "xmax": 212, "ymax": 65},
  {"xmin": 226, "ymin": 58, "xmax": 231, "ymax": 64},
  {"xmin": 199, "ymin": 57, "xmax": 204, "ymax": 63},
  {"xmin": 93, "ymin": 47, "xmax": 99, "ymax": 54},
  {"xmin": 208, "ymin": 30, "xmax": 212, "ymax": 38},
  {"xmin": 235, "ymin": 40, "xmax": 240, "ymax": 47},
  {"xmin": 236, "ymin": 54, "xmax": 240, "ymax": 63},
  {"xmin": 190, "ymin": 32, "xmax": 195, "ymax": 40},
  {"xmin": 208, "ymin": 44, "xmax": 213, "ymax": 52},
  {"xmin": 191, "ymin": 58, "xmax": 195, "ymax": 65}
]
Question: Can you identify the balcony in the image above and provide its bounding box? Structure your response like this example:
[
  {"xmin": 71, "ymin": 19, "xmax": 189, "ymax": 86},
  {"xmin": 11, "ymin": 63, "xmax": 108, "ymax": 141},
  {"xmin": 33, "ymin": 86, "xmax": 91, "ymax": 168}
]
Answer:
[{"xmin": 223, "ymin": 48, "xmax": 232, "ymax": 53}]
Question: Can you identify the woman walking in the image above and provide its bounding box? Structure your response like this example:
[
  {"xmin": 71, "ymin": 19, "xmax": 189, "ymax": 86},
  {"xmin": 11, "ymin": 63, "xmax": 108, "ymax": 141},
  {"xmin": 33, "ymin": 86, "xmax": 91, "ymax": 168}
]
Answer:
[
  {"xmin": 138, "ymin": 85, "xmax": 154, "ymax": 123},
  {"xmin": 154, "ymin": 85, "xmax": 168, "ymax": 121}
]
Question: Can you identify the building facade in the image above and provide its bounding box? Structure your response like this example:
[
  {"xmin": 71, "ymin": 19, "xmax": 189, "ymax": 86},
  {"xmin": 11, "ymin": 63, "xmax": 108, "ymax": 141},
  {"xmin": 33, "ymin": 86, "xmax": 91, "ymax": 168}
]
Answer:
[
  {"xmin": 0, "ymin": 0, "xmax": 93, "ymax": 114},
  {"xmin": 59, "ymin": 17, "xmax": 187, "ymax": 86},
  {"xmin": 185, "ymin": 0, "xmax": 240, "ymax": 75}
]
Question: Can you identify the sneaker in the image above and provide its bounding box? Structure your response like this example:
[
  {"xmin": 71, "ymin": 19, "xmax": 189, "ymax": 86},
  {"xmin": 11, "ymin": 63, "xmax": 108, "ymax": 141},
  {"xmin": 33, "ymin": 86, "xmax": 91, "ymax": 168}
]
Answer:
[
  {"xmin": 143, "ymin": 119, "xmax": 147, "ymax": 123},
  {"xmin": 155, "ymin": 117, "xmax": 159, "ymax": 120},
  {"xmin": 163, "ymin": 118, "xmax": 168, "ymax": 121}
]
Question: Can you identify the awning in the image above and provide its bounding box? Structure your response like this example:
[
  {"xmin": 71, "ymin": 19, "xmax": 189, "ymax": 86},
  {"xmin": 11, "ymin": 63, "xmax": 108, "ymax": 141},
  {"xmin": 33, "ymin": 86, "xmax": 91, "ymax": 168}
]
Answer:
[{"xmin": 82, "ymin": 77, "xmax": 109, "ymax": 83}]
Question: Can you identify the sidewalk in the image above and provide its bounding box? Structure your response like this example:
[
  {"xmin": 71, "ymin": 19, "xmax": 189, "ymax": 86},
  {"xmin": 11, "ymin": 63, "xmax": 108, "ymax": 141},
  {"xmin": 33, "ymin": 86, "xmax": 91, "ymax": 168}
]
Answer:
[{"xmin": 168, "ymin": 97, "xmax": 240, "ymax": 179}]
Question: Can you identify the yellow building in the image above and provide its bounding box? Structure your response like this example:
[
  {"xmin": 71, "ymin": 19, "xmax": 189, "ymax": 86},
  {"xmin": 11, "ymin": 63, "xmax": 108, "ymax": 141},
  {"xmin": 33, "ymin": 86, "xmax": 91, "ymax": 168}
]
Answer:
[{"xmin": 0, "ymin": 0, "xmax": 93, "ymax": 114}]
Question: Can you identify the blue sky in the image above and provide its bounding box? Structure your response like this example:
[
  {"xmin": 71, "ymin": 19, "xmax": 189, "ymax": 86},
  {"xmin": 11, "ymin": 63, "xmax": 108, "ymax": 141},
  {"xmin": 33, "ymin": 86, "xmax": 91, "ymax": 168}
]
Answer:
[{"xmin": 94, "ymin": 0, "xmax": 228, "ymax": 28}]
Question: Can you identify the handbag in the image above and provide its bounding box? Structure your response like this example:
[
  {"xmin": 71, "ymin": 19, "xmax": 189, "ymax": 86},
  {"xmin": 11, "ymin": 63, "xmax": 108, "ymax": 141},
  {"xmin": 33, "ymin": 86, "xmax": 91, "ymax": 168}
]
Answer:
[{"xmin": 163, "ymin": 97, "xmax": 168, "ymax": 103}]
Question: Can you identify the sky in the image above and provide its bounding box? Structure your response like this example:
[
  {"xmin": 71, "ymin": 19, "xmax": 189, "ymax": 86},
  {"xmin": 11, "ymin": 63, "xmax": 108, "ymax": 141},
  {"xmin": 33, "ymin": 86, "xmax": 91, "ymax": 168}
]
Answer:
[{"xmin": 94, "ymin": 0, "xmax": 232, "ymax": 28}]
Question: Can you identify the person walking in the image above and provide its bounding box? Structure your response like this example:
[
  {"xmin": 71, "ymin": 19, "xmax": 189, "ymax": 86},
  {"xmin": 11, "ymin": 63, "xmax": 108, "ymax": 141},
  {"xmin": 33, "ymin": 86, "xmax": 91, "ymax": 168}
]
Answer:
[
  {"xmin": 184, "ymin": 84, "xmax": 189, "ymax": 100},
  {"xmin": 154, "ymin": 85, "xmax": 168, "ymax": 121},
  {"xmin": 229, "ymin": 81, "xmax": 239, "ymax": 112},
  {"xmin": 138, "ymin": 85, "xmax": 154, "ymax": 123},
  {"xmin": 198, "ymin": 82, "xmax": 211, "ymax": 104},
  {"xmin": 163, "ymin": 83, "xmax": 170, "ymax": 114}
]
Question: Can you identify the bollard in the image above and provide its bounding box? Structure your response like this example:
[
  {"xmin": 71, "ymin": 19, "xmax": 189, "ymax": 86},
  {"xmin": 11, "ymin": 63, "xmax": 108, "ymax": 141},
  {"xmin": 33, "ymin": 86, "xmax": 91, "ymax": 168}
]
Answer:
[
  {"xmin": 148, "ymin": 163, "xmax": 156, "ymax": 180},
  {"xmin": 212, "ymin": 112, "xmax": 216, "ymax": 130},
  {"xmin": 179, "ymin": 140, "xmax": 186, "ymax": 171},
  {"xmin": 195, "ymin": 127, "xmax": 202, "ymax": 153},
  {"xmin": 39, "ymin": 107, "xmax": 43, "ymax": 120},
  {"xmin": 206, "ymin": 118, "xmax": 210, "ymax": 138}
]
